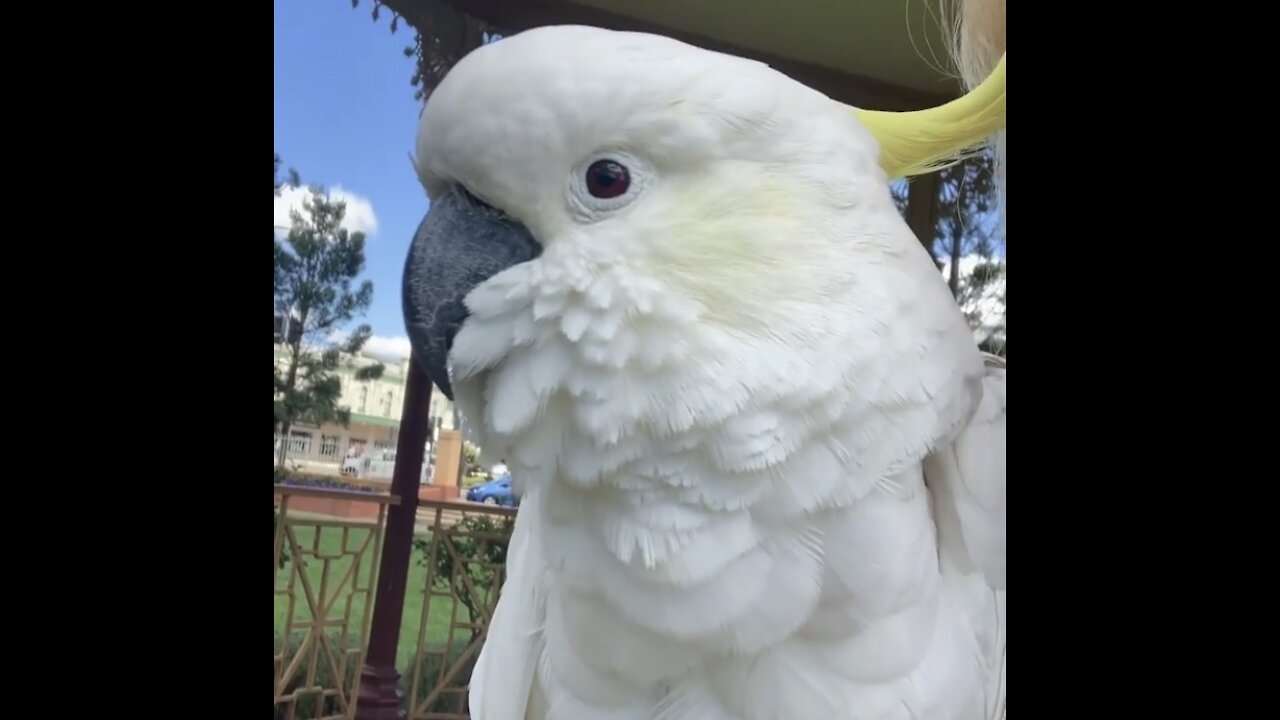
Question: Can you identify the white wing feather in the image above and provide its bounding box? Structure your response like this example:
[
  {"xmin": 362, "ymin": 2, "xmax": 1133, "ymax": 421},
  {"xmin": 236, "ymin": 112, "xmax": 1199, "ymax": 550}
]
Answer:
[
  {"xmin": 468, "ymin": 491, "xmax": 546, "ymax": 720},
  {"xmin": 923, "ymin": 354, "xmax": 1006, "ymax": 720},
  {"xmin": 924, "ymin": 353, "xmax": 1005, "ymax": 589}
]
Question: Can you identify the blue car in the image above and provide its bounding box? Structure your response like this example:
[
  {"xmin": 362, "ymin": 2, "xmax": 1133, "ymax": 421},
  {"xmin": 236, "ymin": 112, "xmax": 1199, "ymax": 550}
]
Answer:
[{"xmin": 466, "ymin": 474, "xmax": 518, "ymax": 507}]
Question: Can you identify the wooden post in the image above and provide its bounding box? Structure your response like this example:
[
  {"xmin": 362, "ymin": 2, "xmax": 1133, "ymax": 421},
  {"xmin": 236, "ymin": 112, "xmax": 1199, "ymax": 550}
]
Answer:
[
  {"xmin": 355, "ymin": 352, "xmax": 433, "ymax": 720},
  {"xmin": 905, "ymin": 171, "xmax": 942, "ymax": 263},
  {"xmin": 434, "ymin": 429, "xmax": 463, "ymax": 496},
  {"xmin": 416, "ymin": 429, "xmax": 464, "ymax": 503}
]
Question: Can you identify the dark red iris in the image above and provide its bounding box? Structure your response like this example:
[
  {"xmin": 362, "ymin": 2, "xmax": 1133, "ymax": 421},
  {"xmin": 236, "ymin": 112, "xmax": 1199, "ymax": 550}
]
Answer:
[{"xmin": 585, "ymin": 159, "xmax": 630, "ymax": 199}]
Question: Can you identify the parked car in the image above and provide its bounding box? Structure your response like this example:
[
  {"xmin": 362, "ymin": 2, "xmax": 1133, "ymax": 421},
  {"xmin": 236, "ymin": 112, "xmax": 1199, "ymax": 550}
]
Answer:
[
  {"xmin": 342, "ymin": 449, "xmax": 397, "ymax": 479},
  {"xmin": 466, "ymin": 474, "xmax": 518, "ymax": 506}
]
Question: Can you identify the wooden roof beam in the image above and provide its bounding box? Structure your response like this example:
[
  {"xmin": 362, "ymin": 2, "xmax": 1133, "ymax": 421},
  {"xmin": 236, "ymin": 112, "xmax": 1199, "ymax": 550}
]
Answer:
[{"xmin": 377, "ymin": 0, "xmax": 954, "ymax": 112}]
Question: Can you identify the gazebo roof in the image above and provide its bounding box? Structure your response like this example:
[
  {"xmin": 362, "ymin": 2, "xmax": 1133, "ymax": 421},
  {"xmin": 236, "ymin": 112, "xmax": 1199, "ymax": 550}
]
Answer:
[
  {"xmin": 567, "ymin": 0, "xmax": 958, "ymax": 99},
  {"xmin": 385, "ymin": 0, "xmax": 963, "ymax": 111}
]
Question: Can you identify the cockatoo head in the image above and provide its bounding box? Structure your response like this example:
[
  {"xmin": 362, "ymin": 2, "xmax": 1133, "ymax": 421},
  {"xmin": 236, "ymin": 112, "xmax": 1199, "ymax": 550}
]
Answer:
[{"xmin": 403, "ymin": 26, "xmax": 998, "ymax": 457}]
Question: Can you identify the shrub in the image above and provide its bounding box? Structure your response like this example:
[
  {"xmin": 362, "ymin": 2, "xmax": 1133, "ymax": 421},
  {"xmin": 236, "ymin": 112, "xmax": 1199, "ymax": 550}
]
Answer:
[
  {"xmin": 413, "ymin": 514, "xmax": 515, "ymax": 645},
  {"xmin": 274, "ymin": 507, "xmax": 290, "ymax": 569},
  {"xmin": 277, "ymin": 473, "xmax": 383, "ymax": 493},
  {"xmin": 274, "ymin": 470, "xmax": 290, "ymax": 568}
]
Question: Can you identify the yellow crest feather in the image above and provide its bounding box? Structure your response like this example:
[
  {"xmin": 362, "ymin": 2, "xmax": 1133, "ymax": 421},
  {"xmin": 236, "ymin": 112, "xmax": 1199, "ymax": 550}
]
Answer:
[{"xmin": 852, "ymin": 54, "xmax": 1005, "ymax": 180}]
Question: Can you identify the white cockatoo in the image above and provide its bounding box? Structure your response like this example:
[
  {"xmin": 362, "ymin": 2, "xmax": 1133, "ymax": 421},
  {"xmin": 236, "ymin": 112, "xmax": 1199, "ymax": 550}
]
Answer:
[{"xmin": 402, "ymin": 23, "xmax": 1005, "ymax": 720}]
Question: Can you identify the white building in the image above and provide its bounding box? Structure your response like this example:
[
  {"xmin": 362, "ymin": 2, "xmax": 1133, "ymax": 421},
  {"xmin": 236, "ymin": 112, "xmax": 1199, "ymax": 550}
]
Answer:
[{"xmin": 274, "ymin": 341, "xmax": 456, "ymax": 474}]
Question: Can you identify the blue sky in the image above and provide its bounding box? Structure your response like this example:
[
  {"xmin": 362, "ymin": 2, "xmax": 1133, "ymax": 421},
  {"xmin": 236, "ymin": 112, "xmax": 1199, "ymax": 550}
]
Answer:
[{"xmin": 275, "ymin": 0, "xmax": 427, "ymax": 360}]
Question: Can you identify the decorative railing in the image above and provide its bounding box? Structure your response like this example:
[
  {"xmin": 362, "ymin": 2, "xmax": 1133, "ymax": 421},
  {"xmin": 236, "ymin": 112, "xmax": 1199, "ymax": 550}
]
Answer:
[
  {"xmin": 407, "ymin": 499, "xmax": 517, "ymax": 720},
  {"xmin": 274, "ymin": 486, "xmax": 400, "ymax": 720}
]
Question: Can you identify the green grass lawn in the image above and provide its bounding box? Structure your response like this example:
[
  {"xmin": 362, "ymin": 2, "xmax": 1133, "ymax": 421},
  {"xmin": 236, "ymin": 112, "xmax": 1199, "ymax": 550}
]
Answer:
[{"xmin": 274, "ymin": 523, "xmax": 471, "ymax": 671}]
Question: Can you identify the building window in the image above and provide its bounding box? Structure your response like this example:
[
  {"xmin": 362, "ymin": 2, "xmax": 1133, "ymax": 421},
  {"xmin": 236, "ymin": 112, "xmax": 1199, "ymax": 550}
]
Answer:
[
  {"xmin": 383, "ymin": 391, "xmax": 394, "ymax": 417},
  {"xmin": 288, "ymin": 431, "xmax": 312, "ymax": 456},
  {"xmin": 374, "ymin": 441, "xmax": 389, "ymax": 452},
  {"xmin": 320, "ymin": 435, "xmax": 340, "ymax": 458},
  {"xmin": 358, "ymin": 386, "xmax": 368, "ymax": 414},
  {"xmin": 347, "ymin": 438, "xmax": 366, "ymax": 457}
]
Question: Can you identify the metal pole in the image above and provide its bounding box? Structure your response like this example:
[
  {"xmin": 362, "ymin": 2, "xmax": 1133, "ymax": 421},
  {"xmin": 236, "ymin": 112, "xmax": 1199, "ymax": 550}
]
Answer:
[{"xmin": 355, "ymin": 351, "xmax": 433, "ymax": 720}]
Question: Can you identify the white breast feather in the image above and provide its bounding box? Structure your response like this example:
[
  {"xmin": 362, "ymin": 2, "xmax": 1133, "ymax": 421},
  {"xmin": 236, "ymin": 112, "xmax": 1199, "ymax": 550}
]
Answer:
[{"xmin": 457, "ymin": 234, "xmax": 1004, "ymax": 720}]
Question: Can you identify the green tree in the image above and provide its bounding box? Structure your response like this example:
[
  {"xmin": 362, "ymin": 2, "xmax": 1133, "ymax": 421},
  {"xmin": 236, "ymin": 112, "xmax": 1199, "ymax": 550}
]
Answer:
[
  {"xmin": 274, "ymin": 153, "xmax": 301, "ymax": 306},
  {"xmin": 931, "ymin": 153, "xmax": 1004, "ymax": 357},
  {"xmin": 274, "ymin": 188, "xmax": 385, "ymax": 466},
  {"xmin": 959, "ymin": 258, "xmax": 1005, "ymax": 356},
  {"xmin": 274, "ymin": 152, "xmax": 300, "ymax": 197},
  {"xmin": 932, "ymin": 154, "xmax": 998, "ymax": 297},
  {"xmin": 351, "ymin": 0, "xmax": 501, "ymax": 101},
  {"xmin": 892, "ymin": 153, "xmax": 1005, "ymax": 357}
]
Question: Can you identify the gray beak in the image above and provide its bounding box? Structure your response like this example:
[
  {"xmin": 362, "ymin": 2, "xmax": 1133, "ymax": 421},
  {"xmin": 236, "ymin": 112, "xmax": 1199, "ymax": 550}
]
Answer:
[{"xmin": 402, "ymin": 186, "xmax": 542, "ymax": 399}]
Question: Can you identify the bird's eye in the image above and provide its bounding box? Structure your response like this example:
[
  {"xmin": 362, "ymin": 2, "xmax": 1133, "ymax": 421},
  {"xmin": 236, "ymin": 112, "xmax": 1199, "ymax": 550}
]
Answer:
[{"xmin": 585, "ymin": 159, "xmax": 630, "ymax": 199}]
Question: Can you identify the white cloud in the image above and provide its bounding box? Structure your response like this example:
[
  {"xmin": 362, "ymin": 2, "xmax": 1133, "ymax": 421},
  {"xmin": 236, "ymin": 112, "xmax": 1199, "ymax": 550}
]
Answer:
[
  {"xmin": 274, "ymin": 185, "xmax": 379, "ymax": 238},
  {"xmin": 326, "ymin": 330, "xmax": 412, "ymax": 363},
  {"xmin": 362, "ymin": 335, "xmax": 412, "ymax": 363}
]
